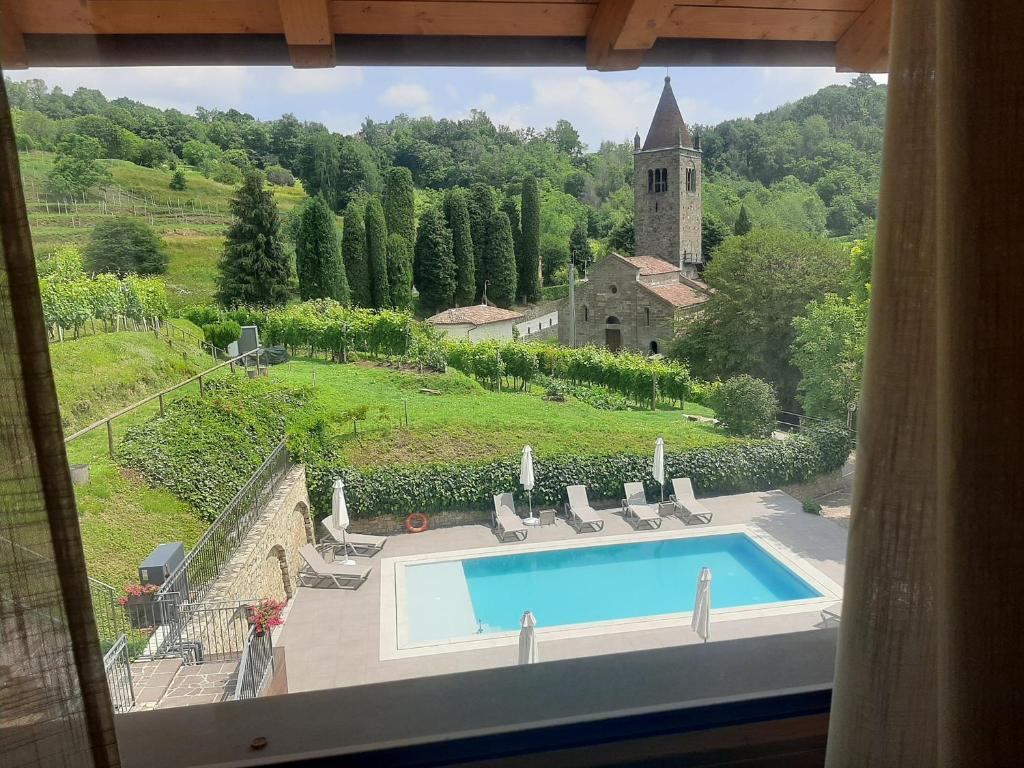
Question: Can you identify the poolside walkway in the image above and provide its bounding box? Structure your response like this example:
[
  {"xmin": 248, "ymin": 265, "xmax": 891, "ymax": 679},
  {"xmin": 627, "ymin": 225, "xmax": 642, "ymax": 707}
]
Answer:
[{"xmin": 277, "ymin": 489, "xmax": 847, "ymax": 693}]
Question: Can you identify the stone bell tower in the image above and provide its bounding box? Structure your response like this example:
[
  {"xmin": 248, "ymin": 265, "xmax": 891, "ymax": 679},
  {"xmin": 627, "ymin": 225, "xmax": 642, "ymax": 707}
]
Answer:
[{"xmin": 633, "ymin": 76, "xmax": 702, "ymax": 278}]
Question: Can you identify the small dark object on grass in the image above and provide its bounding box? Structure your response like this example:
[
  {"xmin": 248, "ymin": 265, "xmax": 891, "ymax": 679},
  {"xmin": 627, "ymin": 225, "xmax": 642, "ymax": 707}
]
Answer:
[{"xmin": 803, "ymin": 500, "xmax": 823, "ymax": 515}]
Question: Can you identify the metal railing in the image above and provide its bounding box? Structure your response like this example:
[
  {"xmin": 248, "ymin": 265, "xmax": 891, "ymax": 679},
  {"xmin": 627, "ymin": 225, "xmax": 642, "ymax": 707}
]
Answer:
[
  {"xmin": 175, "ymin": 600, "xmax": 254, "ymax": 664},
  {"xmin": 157, "ymin": 442, "xmax": 292, "ymax": 606},
  {"xmin": 233, "ymin": 625, "xmax": 275, "ymax": 700},
  {"xmin": 103, "ymin": 635, "xmax": 136, "ymax": 713}
]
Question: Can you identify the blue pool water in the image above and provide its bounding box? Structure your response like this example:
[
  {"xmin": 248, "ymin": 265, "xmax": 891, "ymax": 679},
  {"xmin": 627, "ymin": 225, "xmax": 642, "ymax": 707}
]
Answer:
[{"xmin": 404, "ymin": 533, "xmax": 821, "ymax": 644}]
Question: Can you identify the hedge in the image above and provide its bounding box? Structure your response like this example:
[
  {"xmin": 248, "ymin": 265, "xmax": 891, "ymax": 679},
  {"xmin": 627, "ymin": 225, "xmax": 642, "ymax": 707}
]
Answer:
[{"xmin": 300, "ymin": 423, "xmax": 852, "ymax": 520}]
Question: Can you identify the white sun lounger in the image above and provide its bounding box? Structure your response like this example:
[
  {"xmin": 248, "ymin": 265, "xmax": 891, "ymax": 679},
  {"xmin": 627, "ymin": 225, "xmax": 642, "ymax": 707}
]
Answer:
[
  {"xmin": 820, "ymin": 602, "xmax": 842, "ymax": 624},
  {"xmin": 669, "ymin": 477, "xmax": 714, "ymax": 525},
  {"xmin": 564, "ymin": 485, "xmax": 605, "ymax": 533},
  {"xmin": 321, "ymin": 518, "xmax": 389, "ymax": 557},
  {"xmin": 621, "ymin": 482, "xmax": 663, "ymax": 530},
  {"xmin": 492, "ymin": 493, "xmax": 528, "ymax": 542},
  {"xmin": 297, "ymin": 544, "xmax": 371, "ymax": 589}
]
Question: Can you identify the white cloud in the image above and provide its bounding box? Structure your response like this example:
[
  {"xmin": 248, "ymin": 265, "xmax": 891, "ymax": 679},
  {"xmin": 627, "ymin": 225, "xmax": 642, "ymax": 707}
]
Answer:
[{"xmin": 378, "ymin": 83, "xmax": 432, "ymax": 112}]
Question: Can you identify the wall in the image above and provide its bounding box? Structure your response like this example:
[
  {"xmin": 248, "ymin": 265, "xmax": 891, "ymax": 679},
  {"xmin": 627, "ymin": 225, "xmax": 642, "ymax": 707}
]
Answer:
[
  {"xmin": 206, "ymin": 465, "xmax": 314, "ymax": 607},
  {"xmin": 431, "ymin": 320, "xmax": 518, "ymax": 342},
  {"xmin": 517, "ymin": 311, "xmax": 558, "ymax": 341}
]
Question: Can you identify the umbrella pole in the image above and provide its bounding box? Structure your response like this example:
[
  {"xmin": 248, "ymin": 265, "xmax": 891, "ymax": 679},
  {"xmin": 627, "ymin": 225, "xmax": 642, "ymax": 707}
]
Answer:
[
  {"xmin": 528, "ymin": 490, "xmax": 534, "ymax": 520},
  {"xmin": 340, "ymin": 528, "xmax": 356, "ymax": 566}
]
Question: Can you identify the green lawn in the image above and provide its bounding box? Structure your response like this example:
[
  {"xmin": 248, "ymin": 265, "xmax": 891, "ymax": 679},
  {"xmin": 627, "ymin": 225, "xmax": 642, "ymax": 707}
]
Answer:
[
  {"xmin": 269, "ymin": 359, "xmax": 728, "ymax": 467},
  {"xmin": 163, "ymin": 235, "xmax": 224, "ymax": 308}
]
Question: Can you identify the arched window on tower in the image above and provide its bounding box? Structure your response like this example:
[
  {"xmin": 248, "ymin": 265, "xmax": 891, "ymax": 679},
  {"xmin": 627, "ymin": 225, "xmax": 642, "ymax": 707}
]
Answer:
[
  {"xmin": 685, "ymin": 166, "xmax": 697, "ymax": 192},
  {"xmin": 645, "ymin": 307, "xmax": 650, "ymax": 326},
  {"xmin": 582, "ymin": 305, "xmax": 589, "ymax": 322},
  {"xmin": 661, "ymin": 168, "xmax": 669, "ymax": 192},
  {"xmin": 652, "ymin": 168, "xmax": 669, "ymax": 193},
  {"xmin": 647, "ymin": 169, "xmax": 654, "ymax": 192}
]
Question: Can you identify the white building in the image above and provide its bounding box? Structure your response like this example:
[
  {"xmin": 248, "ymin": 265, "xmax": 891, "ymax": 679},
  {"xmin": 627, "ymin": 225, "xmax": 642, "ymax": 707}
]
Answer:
[{"xmin": 426, "ymin": 305, "xmax": 525, "ymax": 342}]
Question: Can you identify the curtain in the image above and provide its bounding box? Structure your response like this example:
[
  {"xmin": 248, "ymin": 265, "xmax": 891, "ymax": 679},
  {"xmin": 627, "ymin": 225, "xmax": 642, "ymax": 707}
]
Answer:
[
  {"xmin": 826, "ymin": 1, "xmax": 1024, "ymax": 765},
  {"xmin": 0, "ymin": 74, "xmax": 121, "ymax": 767}
]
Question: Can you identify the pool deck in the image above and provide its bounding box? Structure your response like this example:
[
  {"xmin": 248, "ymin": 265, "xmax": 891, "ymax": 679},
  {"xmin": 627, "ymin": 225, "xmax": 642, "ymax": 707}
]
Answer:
[{"xmin": 277, "ymin": 490, "xmax": 847, "ymax": 692}]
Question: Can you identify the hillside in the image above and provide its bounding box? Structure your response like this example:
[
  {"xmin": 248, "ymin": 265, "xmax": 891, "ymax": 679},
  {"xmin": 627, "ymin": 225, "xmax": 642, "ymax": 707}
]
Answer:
[{"xmin": 19, "ymin": 151, "xmax": 308, "ymax": 307}]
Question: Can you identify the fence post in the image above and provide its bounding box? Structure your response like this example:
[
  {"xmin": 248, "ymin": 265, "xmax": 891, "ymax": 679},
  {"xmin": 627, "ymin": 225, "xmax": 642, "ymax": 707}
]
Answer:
[
  {"xmin": 159, "ymin": 393, "xmax": 165, "ymax": 416},
  {"xmin": 199, "ymin": 374, "xmax": 205, "ymax": 396},
  {"xmin": 404, "ymin": 398, "xmax": 409, "ymax": 427},
  {"xmin": 106, "ymin": 419, "xmax": 114, "ymax": 457}
]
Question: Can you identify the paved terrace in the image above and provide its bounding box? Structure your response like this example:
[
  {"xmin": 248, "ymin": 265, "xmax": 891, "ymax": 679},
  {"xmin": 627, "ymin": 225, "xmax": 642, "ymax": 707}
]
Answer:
[{"xmin": 277, "ymin": 490, "xmax": 847, "ymax": 692}]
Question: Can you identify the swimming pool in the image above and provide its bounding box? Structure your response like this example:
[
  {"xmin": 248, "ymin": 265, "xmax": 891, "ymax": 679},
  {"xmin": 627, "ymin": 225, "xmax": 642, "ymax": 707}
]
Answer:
[{"xmin": 399, "ymin": 530, "xmax": 828, "ymax": 646}]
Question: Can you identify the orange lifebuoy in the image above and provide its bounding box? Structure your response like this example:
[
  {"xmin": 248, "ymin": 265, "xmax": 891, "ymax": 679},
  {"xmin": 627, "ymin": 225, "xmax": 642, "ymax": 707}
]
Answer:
[{"xmin": 405, "ymin": 512, "xmax": 429, "ymax": 534}]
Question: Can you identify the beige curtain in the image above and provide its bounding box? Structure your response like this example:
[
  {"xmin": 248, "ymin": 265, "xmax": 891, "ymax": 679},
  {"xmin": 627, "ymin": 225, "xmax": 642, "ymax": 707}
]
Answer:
[
  {"xmin": 0, "ymin": 74, "xmax": 121, "ymax": 767},
  {"xmin": 827, "ymin": 1, "xmax": 1024, "ymax": 765}
]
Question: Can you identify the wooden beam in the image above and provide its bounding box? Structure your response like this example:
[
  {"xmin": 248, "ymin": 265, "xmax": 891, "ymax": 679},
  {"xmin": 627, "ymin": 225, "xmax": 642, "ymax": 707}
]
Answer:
[
  {"xmin": 329, "ymin": 2, "xmax": 592, "ymax": 37},
  {"xmin": 6, "ymin": 1, "xmax": 283, "ymax": 35},
  {"xmin": 681, "ymin": 0, "xmax": 868, "ymax": 10},
  {"xmin": 664, "ymin": 6, "xmax": 859, "ymax": 41},
  {"xmin": 0, "ymin": 5, "xmax": 27, "ymax": 69},
  {"xmin": 834, "ymin": 0, "xmax": 890, "ymax": 72},
  {"xmin": 279, "ymin": 0, "xmax": 334, "ymax": 68},
  {"xmin": 587, "ymin": 0, "xmax": 674, "ymax": 72}
]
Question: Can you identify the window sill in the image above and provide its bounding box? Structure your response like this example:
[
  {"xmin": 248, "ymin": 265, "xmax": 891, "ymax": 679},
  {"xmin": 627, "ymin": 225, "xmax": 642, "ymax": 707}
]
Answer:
[{"xmin": 116, "ymin": 628, "xmax": 836, "ymax": 766}]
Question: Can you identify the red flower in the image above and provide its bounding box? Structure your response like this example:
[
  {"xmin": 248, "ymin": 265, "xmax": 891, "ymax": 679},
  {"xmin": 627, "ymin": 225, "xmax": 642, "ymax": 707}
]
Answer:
[
  {"xmin": 116, "ymin": 582, "xmax": 160, "ymax": 607},
  {"xmin": 247, "ymin": 598, "xmax": 286, "ymax": 633}
]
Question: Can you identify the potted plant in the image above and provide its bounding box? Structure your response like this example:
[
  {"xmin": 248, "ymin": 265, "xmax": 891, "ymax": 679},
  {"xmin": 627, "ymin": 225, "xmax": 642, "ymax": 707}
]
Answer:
[
  {"xmin": 247, "ymin": 598, "xmax": 286, "ymax": 636},
  {"xmin": 118, "ymin": 583, "xmax": 160, "ymax": 629}
]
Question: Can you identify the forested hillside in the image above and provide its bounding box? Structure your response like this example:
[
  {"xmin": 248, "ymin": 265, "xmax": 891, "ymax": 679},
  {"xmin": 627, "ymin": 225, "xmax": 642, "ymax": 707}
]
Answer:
[{"xmin": 7, "ymin": 74, "xmax": 885, "ymax": 282}]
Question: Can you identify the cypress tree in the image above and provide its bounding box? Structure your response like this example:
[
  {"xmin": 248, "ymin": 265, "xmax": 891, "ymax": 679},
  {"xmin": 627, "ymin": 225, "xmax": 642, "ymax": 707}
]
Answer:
[
  {"xmin": 296, "ymin": 195, "xmax": 349, "ymax": 304},
  {"xmin": 443, "ymin": 189, "xmax": 475, "ymax": 307},
  {"xmin": 501, "ymin": 195, "xmax": 522, "ymax": 281},
  {"xmin": 382, "ymin": 166, "xmax": 416, "ymax": 244},
  {"xmin": 364, "ymin": 197, "xmax": 391, "ymax": 308},
  {"xmin": 519, "ymin": 174, "xmax": 541, "ymax": 303},
  {"xmin": 484, "ymin": 211, "xmax": 517, "ymax": 309},
  {"xmin": 569, "ymin": 219, "xmax": 593, "ymax": 275},
  {"xmin": 342, "ymin": 199, "xmax": 372, "ymax": 307},
  {"xmin": 734, "ymin": 204, "xmax": 753, "ymax": 235},
  {"xmin": 386, "ymin": 234, "xmax": 414, "ymax": 310},
  {"xmin": 216, "ymin": 171, "xmax": 290, "ymax": 307},
  {"xmin": 414, "ymin": 206, "xmax": 456, "ymax": 314},
  {"xmin": 466, "ymin": 184, "xmax": 494, "ymax": 302}
]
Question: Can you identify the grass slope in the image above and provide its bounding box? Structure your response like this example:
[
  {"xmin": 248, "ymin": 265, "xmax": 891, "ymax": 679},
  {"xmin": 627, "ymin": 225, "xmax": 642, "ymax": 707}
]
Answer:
[
  {"xmin": 270, "ymin": 359, "xmax": 727, "ymax": 468},
  {"xmin": 19, "ymin": 151, "xmax": 310, "ymax": 308}
]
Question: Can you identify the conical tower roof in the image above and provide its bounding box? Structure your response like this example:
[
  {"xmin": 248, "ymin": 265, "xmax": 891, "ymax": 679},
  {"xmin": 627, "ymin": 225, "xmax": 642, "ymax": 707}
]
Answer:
[{"xmin": 642, "ymin": 76, "xmax": 693, "ymax": 151}]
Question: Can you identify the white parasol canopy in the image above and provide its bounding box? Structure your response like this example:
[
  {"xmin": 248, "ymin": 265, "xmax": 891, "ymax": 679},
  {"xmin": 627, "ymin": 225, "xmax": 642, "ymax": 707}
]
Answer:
[
  {"xmin": 521, "ymin": 445, "xmax": 538, "ymax": 524},
  {"xmin": 518, "ymin": 611, "xmax": 539, "ymax": 665},
  {"xmin": 691, "ymin": 566, "xmax": 712, "ymax": 643},
  {"xmin": 331, "ymin": 478, "xmax": 356, "ymax": 565},
  {"xmin": 653, "ymin": 437, "xmax": 665, "ymax": 500}
]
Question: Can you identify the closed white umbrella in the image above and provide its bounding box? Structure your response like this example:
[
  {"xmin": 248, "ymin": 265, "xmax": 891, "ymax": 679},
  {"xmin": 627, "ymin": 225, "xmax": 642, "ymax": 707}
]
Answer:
[
  {"xmin": 332, "ymin": 478, "xmax": 356, "ymax": 566},
  {"xmin": 691, "ymin": 566, "xmax": 712, "ymax": 643},
  {"xmin": 518, "ymin": 611, "xmax": 539, "ymax": 665},
  {"xmin": 521, "ymin": 445, "xmax": 538, "ymax": 526},
  {"xmin": 653, "ymin": 437, "xmax": 665, "ymax": 501}
]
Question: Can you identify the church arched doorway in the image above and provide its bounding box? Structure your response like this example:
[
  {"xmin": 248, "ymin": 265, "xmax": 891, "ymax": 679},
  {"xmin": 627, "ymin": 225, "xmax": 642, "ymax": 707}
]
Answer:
[{"xmin": 605, "ymin": 316, "xmax": 622, "ymax": 352}]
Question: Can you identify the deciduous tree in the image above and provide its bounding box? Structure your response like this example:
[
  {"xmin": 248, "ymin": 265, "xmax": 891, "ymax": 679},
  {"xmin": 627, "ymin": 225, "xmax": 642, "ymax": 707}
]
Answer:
[{"xmin": 84, "ymin": 217, "xmax": 168, "ymax": 275}]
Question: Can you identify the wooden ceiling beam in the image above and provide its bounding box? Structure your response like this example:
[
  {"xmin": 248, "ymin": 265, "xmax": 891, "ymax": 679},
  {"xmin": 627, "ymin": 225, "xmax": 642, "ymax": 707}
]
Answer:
[
  {"xmin": 0, "ymin": 6, "xmax": 28, "ymax": 69},
  {"xmin": 664, "ymin": 6, "xmax": 859, "ymax": 41},
  {"xmin": 834, "ymin": 0, "xmax": 890, "ymax": 72},
  {"xmin": 279, "ymin": 0, "xmax": 334, "ymax": 68},
  {"xmin": 587, "ymin": 0, "xmax": 674, "ymax": 72}
]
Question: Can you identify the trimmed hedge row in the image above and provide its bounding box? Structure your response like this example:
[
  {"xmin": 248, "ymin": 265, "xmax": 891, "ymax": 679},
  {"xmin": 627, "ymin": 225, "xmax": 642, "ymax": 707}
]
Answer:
[{"xmin": 301, "ymin": 423, "xmax": 851, "ymax": 520}]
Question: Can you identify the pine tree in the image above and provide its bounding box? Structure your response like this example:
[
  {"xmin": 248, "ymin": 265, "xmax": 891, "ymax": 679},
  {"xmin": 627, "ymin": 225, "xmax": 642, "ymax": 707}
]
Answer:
[
  {"xmin": 466, "ymin": 184, "xmax": 494, "ymax": 302},
  {"xmin": 519, "ymin": 174, "xmax": 541, "ymax": 303},
  {"xmin": 169, "ymin": 169, "xmax": 187, "ymax": 190},
  {"xmin": 216, "ymin": 171, "xmax": 290, "ymax": 307},
  {"xmin": 569, "ymin": 219, "xmax": 593, "ymax": 275},
  {"xmin": 295, "ymin": 195, "xmax": 349, "ymax": 304},
  {"xmin": 501, "ymin": 195, "xmax": 522, "ymax": 280},
  {"xmin": 734, "ymin": 205, "xmax": 753, "ymax": 236},
  {"xmin": 484, "ymin": 211, "xmax": 517, "ymax": 309},
  {"xmin": 414, "ymin": 206, "xmax": 456, "ymax": 314},
  {"xmin": 342, "ymin": 199, "xmax": 372, "ymax": 307},
  {"xmin": 386, "ymin": 234, "xmax": 414, "ymax": 310},
  {"xmin": 364, "ymin": 197, "xmax": 391, "ymax": 308},
  {"xmin": 382, "ymin": 166, "xmax": 416, "ymax": 244},
  {"xmin": 444, "ymin": 189, "xmax": 475, "ymax": 306}
]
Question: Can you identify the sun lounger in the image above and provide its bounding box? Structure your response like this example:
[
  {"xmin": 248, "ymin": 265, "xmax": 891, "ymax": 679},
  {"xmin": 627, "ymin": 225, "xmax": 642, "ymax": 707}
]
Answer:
[
  {"xmin": 669, "ymin": 478, "xmax": 713, "ymax": 525},
  {"xmin": 621, "ymin": 482, "xmax": 663, "ymax": 530},
  {"xmin": 820, "ymin": 602, "xmax": 842, "ymax": 624},
  {"xmin": 492, "ymin": 493, "xmax": 528, "ymax": 542},
  {"xmin": 297, "ymin": 544, "xmax": 371, "ymax": 589},
  {"xmin": 321, "ymin": 518, "xmax": 389, "ymax": 557},
  {"xmin": 564, "ymin": 485, "xmax": 605, "ymax": 533}
]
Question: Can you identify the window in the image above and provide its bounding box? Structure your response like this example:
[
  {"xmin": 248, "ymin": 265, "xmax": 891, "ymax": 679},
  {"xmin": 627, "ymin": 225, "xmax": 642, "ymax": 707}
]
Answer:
[
  {"xmin": 650, "ymin": 340, "xmax": 659, "ymax": 354},
  {"xmin": 651, "ymin": 167, "xmax": 669, "ymax": 193},
  {"xmin": 647, "ymin": 169, "xmax": 654, "ymax": 192},
  {"xmin": 608, "ymin": 284, "xmax": 618, "ymax": 294},
  {"xmin": 685, "ymin": 167, "xmax": 697, "ymax": 192},
  {"xmin": 645, "ymin": 307, "xmax": 651, "ymax": 326},
  {"xmin": 606, "ymin": 316, "xmax": 621, "ymax": 325},
  {"xmin": 582, "ymin": 305, "xmax": 588, "ymax": 322}
]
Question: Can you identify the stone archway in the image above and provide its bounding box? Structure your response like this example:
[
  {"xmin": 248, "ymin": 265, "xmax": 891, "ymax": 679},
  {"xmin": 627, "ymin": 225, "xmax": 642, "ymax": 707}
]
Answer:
[
  {"xmin": 266, "ymin": 544, "xmax": 293, "ymax": 601},
  {"xmin": 295, "ymin": 501, "xmax": 314, "ymax": 545}
]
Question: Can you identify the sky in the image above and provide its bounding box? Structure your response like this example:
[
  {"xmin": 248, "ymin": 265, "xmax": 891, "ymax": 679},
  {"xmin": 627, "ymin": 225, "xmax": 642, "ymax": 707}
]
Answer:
[{"xmin": 9, "ymin": 66, "xmax": 881, "ymax": 150}]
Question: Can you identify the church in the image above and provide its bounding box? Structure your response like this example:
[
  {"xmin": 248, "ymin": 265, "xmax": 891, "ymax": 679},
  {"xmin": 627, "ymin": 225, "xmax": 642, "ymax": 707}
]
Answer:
[{"xmin": 558, "ymin": 76, "xmax": 710, "ymax": 354}]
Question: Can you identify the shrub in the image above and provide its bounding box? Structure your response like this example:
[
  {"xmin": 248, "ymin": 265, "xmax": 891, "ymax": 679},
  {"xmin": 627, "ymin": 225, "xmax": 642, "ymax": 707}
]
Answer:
[
  {"xmin": 710, "ymin": 375, "xmax": 778, "ymax": 437},
  {"xmin": 298, "ymin": 427, "xmax": 848, "ymax": 520},
  {"xmin": 202, "ymin": 320, "xmax": 242, "ymax": 352},
  {"xmin": 84, "ymin": 217, "xmax": 168, "ymax": 276},
  {"xmin": 265, "ymin": 165, "xmax": 295, "ymax": 187},
  {"xmin": 169, "ymin": 169, "xmax": 188, "ymax": 190},
  {"xmin": 118, "ymin": 377, "xmax": 308, "ymax": 521},
  {"xmin": 179, "ymin": 304, "xmax": 221, "ymax": 328},
  {"xmin": 803, "ymin": 500, "xmax": 823, "ymax": 515}
]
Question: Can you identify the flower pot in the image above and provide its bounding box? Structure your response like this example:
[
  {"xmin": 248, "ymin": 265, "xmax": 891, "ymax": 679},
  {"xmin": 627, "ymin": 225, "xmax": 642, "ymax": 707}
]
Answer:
[{"xmin": 123, "ymin": 594, "xmax": 158, "ymax": 630}]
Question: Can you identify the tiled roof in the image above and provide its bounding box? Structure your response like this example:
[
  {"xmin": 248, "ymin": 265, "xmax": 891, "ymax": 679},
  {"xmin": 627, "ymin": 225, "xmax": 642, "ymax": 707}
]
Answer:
[
  {"xmin": 641, "ymin": 282, "xmax": 709, "ymax": 309},
  {"xmin": 426, "ymin": 304, "xmax": 524, "ymax": 326},
  {"xmin": 642, "ymin": 77, "xmax": 693, "ymax": 151},
  {"xmin": 619, "ymin": 254, "xmax": 680, "ymax": 276}
]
